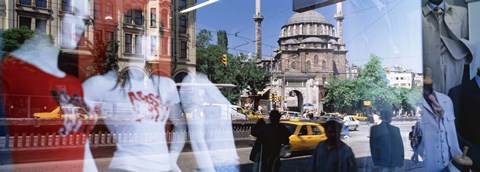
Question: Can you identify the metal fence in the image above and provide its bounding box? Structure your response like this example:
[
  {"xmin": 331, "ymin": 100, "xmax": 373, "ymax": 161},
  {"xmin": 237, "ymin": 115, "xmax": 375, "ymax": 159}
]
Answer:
[{"xmin": 0, "ymin": 124, "xmax": 254, "ymax": 150}]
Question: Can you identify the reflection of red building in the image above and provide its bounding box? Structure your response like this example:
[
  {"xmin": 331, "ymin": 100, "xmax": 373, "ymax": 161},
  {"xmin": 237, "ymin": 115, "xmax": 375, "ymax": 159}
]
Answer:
[
  {"xmin": 78, "ymin": 0, "xmax": 174, "ymax": 80},
  {"xmin": 1, "ymin": 0, "xmax": 196, "ymax": 81}
]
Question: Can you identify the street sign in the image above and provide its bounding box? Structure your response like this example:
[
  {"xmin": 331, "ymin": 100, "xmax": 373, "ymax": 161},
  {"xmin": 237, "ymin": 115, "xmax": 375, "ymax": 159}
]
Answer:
[
  {"xmin": 293, "ymin": 0, "xmax": 344, "ymax": 12},
  {"xmin": 363, "ymin": 101, "xmax": 371, "ymax": 107}
]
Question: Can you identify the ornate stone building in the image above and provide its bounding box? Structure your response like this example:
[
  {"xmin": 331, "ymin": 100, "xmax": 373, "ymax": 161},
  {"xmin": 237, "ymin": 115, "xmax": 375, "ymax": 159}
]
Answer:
[{"xmin": 271, "ymin": 9, "xmax": 347, "ymax": 112}]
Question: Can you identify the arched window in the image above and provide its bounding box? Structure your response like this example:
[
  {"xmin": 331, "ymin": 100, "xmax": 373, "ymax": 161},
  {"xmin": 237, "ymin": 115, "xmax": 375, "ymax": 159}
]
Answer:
[
  {"xmin": 322, "ymin": 60, "xmax": 326, "ymax": 70},
  {"xmin": 180, "ymin": 16, "xmax": 187, "ymax": 34},
  {"xmin": 314, "ymin": 55, "xmax": 319, "ymax": 65}
]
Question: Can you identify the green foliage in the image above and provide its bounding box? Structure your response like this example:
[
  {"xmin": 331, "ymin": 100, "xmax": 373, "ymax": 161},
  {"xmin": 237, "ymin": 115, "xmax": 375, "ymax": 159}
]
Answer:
[
  {"xmin": 324, "ymin": 76, "xmax": 360, "ymax": 113},
  {"xmin": 355, "ymin": 54, "xmax": 397, "ymax": 111},
  {"xmin": 196, "ymin": 29, "xmax": 212, "ymax": 48},
  {"xmin": 0, "ymin": 27, "xmax": 53, "ymax": 57},
  {"xmin": 196, "ymin": 30, "xmax": 269, "ymax": 103},
  {"xmin": 324, "ymin": 54, "xmax": 422, "ymax": 115},
  {"xmin": 216, "ymin": 30, "xmax": 228, "ymax": 52}
]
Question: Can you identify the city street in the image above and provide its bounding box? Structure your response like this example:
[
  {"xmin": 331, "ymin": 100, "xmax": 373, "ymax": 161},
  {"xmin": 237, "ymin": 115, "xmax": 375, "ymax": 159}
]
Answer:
[
  {"xmin": 0, "ymin": 121, "xmax": 424, "ymax": 172},
  {"xmin": 176, "ymin": 120, "xmax": 423, "ymax": 171}
]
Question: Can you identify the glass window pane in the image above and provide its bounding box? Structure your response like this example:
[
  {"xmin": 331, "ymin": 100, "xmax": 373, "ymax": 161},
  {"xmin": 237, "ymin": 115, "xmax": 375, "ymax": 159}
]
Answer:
[
  {"xmin": 125, "ymin": 34, "xmax": 132, "ymax": 53},
  {"xmin": 19, "ymin": 17, "xmax": 31, "ymax": 29},
  {"xmin": 36, "ymin": 0, "xmax": 46, "ymax": 8},
  {"xmin": 134, "ymin": 10, "xmax": 143, "ymax": 25},
  {"xmin": 20, "ymin": 0, "xmax": 31, "ymax": 5},
  {"xmin": 135, "ymin": 35, "xmax": 142, "ymax": 55},
  {"xmin": 35, "ymin": 19, "xmax": 46, "ymax": 33}
]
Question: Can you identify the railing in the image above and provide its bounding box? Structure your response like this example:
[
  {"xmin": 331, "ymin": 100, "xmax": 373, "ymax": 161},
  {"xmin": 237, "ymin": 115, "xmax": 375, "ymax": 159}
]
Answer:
[{"xmin": 0, "ymin": 123, "xmax": 254, "ymax": 150}]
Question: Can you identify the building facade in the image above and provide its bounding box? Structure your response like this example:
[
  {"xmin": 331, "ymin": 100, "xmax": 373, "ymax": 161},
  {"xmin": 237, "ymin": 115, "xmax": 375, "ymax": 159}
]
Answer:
[
  {"xmin": 271, "ymin": 9, "xmax": 347, "ymax": 112},
  {"xmin": 385, "ymin": 66, "xmax": 414, "ymax": 89},
  {"xmin": 0, "ymin": 0, "xmax": 196, "ymax": 81}
]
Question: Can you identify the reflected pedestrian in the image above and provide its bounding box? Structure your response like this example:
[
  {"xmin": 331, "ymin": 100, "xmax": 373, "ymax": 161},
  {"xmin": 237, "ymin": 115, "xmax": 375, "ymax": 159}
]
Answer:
[
  {"xmin": 342, "ymin": 116, "xmax": 350, "ymax": 139},
  {"xmin": 250, "ymin": 118, "xmax": 266, "ymax": 172},
  {"xmin": 369, "ymin": 110, "xmax": 404, "ymax": 171},
  {"xmin": 367, "ymin": 114, "xmax": 374, "ymax": 126},
  {"xmin": 307, "ymin": 118, "xmax": 357, "ymax": 172},
  {"xmin": 257, "ymin": 110, "xmax": 291, "ymax": 172}
]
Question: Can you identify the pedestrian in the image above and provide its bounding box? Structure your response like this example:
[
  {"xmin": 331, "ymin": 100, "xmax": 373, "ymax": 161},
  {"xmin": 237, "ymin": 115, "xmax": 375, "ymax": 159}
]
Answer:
[
  {"xmin": 411, "ymin": 121, "xmax": 424, "ymax": 163},
  {"xmin": 409, "ymin": 126, "xmax": 415, "ymax": 150},
  {"xmin": 307, "ymin": 118, "xmax": 357, "ymax": 172},
  {"xmin": 250, "ymin": 118, "xmax": 266, "ymax": 172},
  {"xmin": 257, "ymin": 110, "xmax": 291, "ymax": 172},
  {"xmin": 369, "ymin": 110, "xmax": 404, "ymax": 171},
  {"xmin": 367, "ymin": 114, "xmax": 374, "ymax": 126},
  {"xmin": 342, "ymin": 116, "xmax": 350, "ymax": 138}
]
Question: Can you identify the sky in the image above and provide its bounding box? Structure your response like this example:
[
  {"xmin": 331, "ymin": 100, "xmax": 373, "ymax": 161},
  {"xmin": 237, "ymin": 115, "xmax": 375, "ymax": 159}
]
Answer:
[{"xmin": 195, "ymin": 0, "xmax": 423, "ymax": 73}]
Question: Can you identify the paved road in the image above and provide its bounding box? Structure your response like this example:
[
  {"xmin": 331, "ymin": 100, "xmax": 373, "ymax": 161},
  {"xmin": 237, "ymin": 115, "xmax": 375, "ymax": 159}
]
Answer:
[
  {"xmin": 0, "ymin": 121, "xmax": 425, "ymax": 171},
  {"xmin": 177, "ymin": 121, "xmax": 424, "ymax": 172}
]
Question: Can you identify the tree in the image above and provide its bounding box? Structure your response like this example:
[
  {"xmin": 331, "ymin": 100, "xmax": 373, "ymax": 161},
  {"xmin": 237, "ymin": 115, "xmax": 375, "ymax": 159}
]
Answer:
[
  {"xmin": 195, "ymin": 30, "xmax": 268, "ymax": 103},
  {"xmin": 354, "ymin": 54, "xmax": 398, "ymax": 112},
  {"xmin": 86, "ymin": 36, "xmax": 119, "ymax": 77},
  {"xmin": 217, "ymin": 30, "xmax": 228, "ymax": 52},
  {"xmin": 0, "ymin": 27, "xmax": 49, "ymax": 57},
  {"xmin": 324, "ymin": 76, "xmax": 360, "ymax": 113},
  {"xmin": 196, "ymin": 29, "xmax": 212, "ymax": 48}
]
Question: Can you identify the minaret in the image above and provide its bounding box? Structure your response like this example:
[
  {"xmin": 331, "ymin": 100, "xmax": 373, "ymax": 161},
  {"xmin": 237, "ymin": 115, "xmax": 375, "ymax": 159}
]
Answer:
[
  {"xmin": 254, "ymin": 0, "xmax": 263, "ymax": 60},
  {"xmin": 334, "ymin": 2, "xmax": 344, "ymax": 43}
]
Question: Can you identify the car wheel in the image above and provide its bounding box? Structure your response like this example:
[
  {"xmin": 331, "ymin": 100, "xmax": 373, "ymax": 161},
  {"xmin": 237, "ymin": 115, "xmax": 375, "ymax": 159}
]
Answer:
[
  {"xmin": 354, "ymin": 125, "xmax": 358, "ymax": 131},
  {"xmin": 280, "ymin": 145, "xmax": 292, "ymax": 158}
]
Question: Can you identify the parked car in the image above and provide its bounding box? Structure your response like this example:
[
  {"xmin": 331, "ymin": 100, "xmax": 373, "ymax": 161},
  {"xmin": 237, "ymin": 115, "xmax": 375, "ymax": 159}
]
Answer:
[
  {"xmin": 349, "ymin": 113, "xmax": 367, "ymax": 121},
  {"xmin": 279, "ymin": 121, "xmax": 327, "ymax": 158},
  {"xmin": 280, "ymin": 111, "xmax": 300, "ymax": 120},
  {"xmin": 343, "ymin": 116, "xmax": 359, "ymax": 131},
  {"xmin": 33, "ymin": 106, "xmax": 88, "ymax": 119},
  {"xmin": 230, "ymin": 105, "xmax": 248, "ymax": 121}
]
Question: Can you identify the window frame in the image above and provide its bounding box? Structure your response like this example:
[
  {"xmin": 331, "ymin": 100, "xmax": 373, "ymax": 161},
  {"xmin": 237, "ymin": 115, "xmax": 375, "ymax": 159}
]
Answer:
[
  {"xmin": 150, "ymin": 8, "xmax": 157, "ymax": 28},
  {"xmin": 125, "ymin": 10, "xmax": 133, "ymax": 24},
  {"xmin": 19, "ymin": 16, "xmax": 32, "ymax": 29},
  {"xmin": 134, "ymin": 10, "xmax": 143, "ymax": 25},
  {"xmin": 35, "ymin": 18, "xmax": 47, "ymax": 33},
  {"xmin": 180, "ymin": 16, "xmax": 187, "ymax": 34}
]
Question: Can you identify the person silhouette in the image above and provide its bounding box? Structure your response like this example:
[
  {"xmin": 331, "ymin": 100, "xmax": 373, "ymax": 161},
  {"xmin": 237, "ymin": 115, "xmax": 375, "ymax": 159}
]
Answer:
[
  {"xmin": 307, "ymin": 117, "xmax": 357, "ymax": 172},
  {"xmin": 370, "ymin": 110, "xmax": 404, "ymax": 171}
]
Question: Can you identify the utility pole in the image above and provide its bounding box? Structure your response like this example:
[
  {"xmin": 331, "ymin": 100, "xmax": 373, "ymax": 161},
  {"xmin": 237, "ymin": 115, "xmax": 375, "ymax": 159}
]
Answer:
[{"xmin": 254, "ymin": 0, "xmax": 263, "ymax": 60}]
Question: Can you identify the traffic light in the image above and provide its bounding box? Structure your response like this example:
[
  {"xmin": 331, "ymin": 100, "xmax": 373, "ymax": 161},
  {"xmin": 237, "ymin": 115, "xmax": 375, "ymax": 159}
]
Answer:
[{"xmin": 222, "ymin": 54, "xmax": 227, "ymax": 67}]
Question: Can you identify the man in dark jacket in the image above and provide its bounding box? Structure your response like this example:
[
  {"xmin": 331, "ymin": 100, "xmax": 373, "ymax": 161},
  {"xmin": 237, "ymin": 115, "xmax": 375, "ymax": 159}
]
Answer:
[
  {"xmin": 307, "ymin": 117, "xmax": 357, "ymax": 172},
  {"xmin": 370, "ymin": 110, "xmax": 404, "ymax": 171},
  {"xmin": 259, "ymin": 110, "xmax": 291, "ymax": 172}
]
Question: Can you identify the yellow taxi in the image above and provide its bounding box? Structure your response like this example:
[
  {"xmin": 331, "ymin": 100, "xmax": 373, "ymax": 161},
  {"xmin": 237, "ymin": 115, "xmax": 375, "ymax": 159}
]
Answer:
[
  {"xmin": 33, "ymin": 106, "xmax": 89, "ymax": 119},
  {"xmin": 349, "ymin": 113, "xmax": 367, "ymax": 121},
  {"xmin": 280, "ymin": 121, "xmax": 327, "ymax": 157},
  {"xmin": 246, "ymin": 110, "xmax": 264, "ymax": 120}
]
